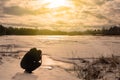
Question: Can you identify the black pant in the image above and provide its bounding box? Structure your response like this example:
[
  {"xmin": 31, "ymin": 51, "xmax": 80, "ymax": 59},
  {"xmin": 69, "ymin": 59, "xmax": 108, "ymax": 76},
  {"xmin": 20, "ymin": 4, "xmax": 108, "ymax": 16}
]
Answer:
[{"xmin": 25, "ymin": 62, "xmax": 41, "ymax": 72}]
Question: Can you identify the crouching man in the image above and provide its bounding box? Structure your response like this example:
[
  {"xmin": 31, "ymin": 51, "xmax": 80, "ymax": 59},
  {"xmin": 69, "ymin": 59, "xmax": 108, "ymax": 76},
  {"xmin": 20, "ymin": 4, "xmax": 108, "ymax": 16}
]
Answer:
[{"xmin": 20, "ymin": 48, "xmax": 42, "ymax": 73}]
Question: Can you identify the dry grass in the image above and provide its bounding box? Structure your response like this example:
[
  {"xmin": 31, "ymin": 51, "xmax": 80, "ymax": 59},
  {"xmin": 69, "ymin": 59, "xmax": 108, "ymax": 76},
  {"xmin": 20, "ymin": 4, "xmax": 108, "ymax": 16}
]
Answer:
[{"xmin": 72, "ymin": 55, "xmax": 120, "ymax": 80}]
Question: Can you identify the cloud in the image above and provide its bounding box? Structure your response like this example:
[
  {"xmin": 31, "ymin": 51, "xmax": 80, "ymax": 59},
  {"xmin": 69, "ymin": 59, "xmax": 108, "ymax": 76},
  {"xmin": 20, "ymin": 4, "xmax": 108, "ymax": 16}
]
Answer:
[
  {"xmin": 0, "ymin": 0, "xmax": 120, "ymax": 31},
  {"xmin": 0, "ymin": 0, "xmax": 9, "ymax": 5},
  {"xmin": 2, "ymin": 5, "xmax": 51, "ymax": 16},
  {"xmin": 0, "ymin": 0, "xmax": 9, "ymax": 10},
  {"xmin": 3, "ymin": 6, "xmax": 33, "ymax": 15}
]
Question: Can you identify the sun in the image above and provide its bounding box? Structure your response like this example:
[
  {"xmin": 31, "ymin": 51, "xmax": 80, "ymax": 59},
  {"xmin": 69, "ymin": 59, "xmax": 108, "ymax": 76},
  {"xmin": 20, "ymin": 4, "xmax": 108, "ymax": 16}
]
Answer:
[{"xmin": 43, "ymin": 0, "xmax": 71, "ymax": 8}]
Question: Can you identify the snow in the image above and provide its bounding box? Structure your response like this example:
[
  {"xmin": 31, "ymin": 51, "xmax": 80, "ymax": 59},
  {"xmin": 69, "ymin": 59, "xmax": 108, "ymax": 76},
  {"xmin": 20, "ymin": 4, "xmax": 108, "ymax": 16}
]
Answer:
[
  {"xmin": 0, "ymin": 35, "xmax": 120, "ymax": 80},
  {"xmin": 0, "ymin": 56, "xmax": 79, "ymax": 80},
  {"xmin": 1, "ymin": 35, "xmax": 120, "ymax": 58}
]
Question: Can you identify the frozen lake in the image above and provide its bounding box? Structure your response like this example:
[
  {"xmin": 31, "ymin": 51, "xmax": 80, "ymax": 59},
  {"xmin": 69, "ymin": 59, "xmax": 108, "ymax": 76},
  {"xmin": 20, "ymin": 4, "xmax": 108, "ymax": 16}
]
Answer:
[
  {"xmin": 0, "ymin": 35, "xmax": 120, "ymax": 59},
  {"xmin": 0, "ymin": 35, "xmax": 120, "ymax": 80}
]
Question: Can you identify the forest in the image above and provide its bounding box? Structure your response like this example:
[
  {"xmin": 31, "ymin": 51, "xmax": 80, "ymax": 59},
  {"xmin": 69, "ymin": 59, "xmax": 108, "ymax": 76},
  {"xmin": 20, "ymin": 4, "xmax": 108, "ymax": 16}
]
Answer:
[{"xmin": 0, "ymin": 24, "xmax": 120, "ymax": 35}]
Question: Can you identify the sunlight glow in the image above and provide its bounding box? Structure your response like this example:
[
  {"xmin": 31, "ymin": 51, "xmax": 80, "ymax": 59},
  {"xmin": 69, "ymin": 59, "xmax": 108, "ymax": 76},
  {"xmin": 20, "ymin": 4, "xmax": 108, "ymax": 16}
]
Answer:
[{"xmin": 42, "ymin": 0, "xmax": 71, "ymax": 8}]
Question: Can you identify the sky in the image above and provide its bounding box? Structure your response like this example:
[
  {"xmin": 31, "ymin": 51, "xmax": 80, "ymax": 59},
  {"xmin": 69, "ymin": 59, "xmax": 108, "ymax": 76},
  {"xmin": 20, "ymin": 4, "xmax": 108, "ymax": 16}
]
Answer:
[{"xmin": 0, "ymin": 0, "xmax": 120, "ymax": 31}]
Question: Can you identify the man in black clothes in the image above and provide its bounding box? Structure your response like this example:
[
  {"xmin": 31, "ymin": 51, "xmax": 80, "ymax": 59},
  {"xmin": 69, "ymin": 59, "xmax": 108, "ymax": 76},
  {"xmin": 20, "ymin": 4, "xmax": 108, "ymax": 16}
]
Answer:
[{"xmin": 20, "ymin": 48, "xmax": 42, "ymax": 73}]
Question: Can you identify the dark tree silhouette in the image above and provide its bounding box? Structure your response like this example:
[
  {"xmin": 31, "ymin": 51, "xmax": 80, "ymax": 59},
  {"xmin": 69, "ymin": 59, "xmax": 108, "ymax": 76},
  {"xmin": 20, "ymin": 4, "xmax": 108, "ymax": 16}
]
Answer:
[
  {"xmin": 0, "ymin": 24, "xmax": 120, "ymax": 35},
  {"xmin": 0, "ymin": 25, "xmax": 6, "ymax": 35}
]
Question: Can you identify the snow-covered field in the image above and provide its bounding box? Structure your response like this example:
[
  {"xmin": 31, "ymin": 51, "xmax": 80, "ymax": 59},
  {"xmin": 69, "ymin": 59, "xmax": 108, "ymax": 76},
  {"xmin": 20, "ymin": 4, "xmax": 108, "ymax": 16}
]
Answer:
[
  {"xmin": 0, "ymin": 35, "xmax": 120, "ymax": 80},
  {"xmin": 0, "ymin": 35, "xmax": 120, "ymax": 58}
]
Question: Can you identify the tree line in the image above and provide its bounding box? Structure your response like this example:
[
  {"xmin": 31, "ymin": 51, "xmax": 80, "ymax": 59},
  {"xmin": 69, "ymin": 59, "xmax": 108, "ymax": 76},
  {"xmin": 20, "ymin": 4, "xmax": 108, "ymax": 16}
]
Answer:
[{"xmin": 0, "ymin": 25, "xmax": 120, "ymax": 35}]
